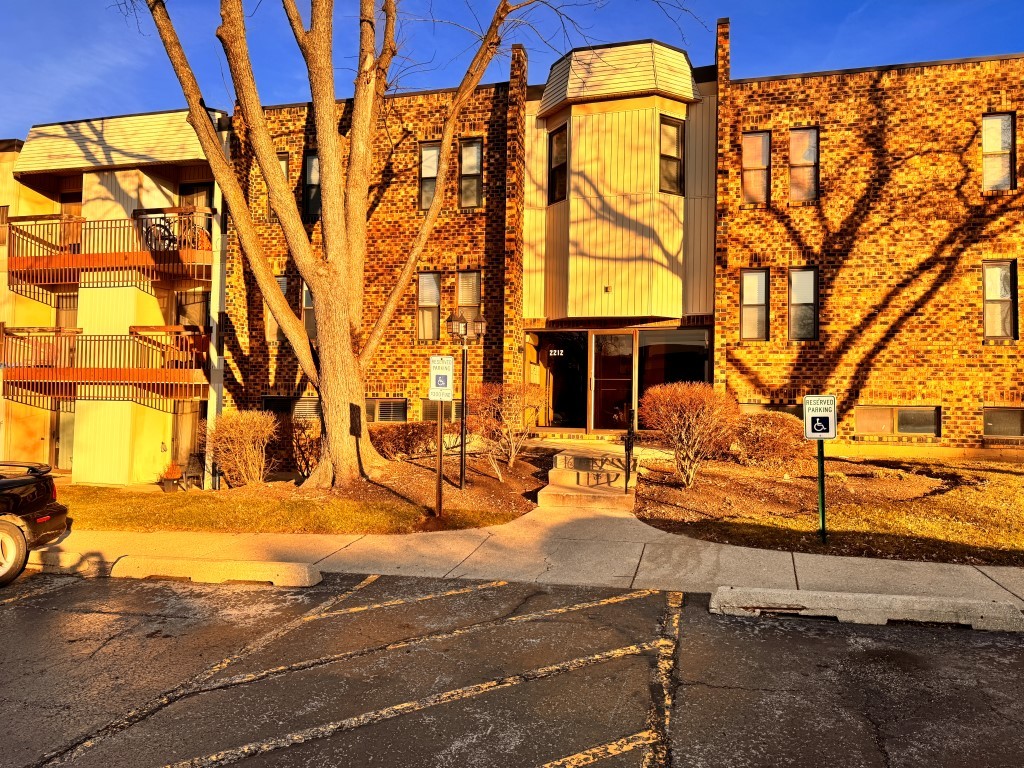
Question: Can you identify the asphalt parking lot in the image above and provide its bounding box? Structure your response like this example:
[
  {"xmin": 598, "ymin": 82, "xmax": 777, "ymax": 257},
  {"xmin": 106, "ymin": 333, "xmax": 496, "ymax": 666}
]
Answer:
[{"xmin": 1, "ymin": 571, "xmax": 1022, "ymax": 768}]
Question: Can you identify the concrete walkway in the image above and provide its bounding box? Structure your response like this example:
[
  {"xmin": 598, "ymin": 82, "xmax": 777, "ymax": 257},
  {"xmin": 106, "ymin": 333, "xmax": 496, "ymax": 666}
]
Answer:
[{"xmin": 34, "ymin": 503, "xmax": 1024, "ymax": 607}]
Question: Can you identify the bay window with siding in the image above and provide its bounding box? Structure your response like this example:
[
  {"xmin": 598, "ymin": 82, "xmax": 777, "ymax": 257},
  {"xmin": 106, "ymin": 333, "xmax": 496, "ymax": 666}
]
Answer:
[
  {"xmin": 420, "ymin": 142, "xmax": 440, "ymax": 210},
  {"xmin": 788, "ymin": 267, "xmax": 819, "ymax": 340},
  {"xmin": 982, "ymin": 113, "xmax": 1015, "ymax": 192},
  {"xmin": 460, "ymin": 139, "xmax": 483, "ymax": 208},
  {"xmin": 741, "ymin": 131, "xmax": 770, "ymax": 204},
  {"xmin": 417, "ymin": 272, "xmax": 441, "ymax": 341},
  {"xmin": 789, "ymin": 128, "xmax": 819, "ymax": 202},
  {"xmin": 983, "ymin": 260, "xmax": 1017, "ymax": 339},
  {"xmin": 740, "ymin": 269, "xmax": 769, "ymax": 340},
  {"xmin": 659, "ymin": 117, "xmax": 684, "ymax": 195}
]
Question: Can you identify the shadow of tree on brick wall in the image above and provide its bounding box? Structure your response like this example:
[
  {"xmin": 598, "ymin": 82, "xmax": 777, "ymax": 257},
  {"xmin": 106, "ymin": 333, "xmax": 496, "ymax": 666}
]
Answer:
[{"xmin": 725, "ymin": 70, "xmax": 1024, "ymax": 426}]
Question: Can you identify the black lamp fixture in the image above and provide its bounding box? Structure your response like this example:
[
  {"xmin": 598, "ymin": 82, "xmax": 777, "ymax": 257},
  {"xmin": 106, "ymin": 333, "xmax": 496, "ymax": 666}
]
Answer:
[{"xmin": 447, "ymin": 309, "xmax": 486, "ymax": 489}]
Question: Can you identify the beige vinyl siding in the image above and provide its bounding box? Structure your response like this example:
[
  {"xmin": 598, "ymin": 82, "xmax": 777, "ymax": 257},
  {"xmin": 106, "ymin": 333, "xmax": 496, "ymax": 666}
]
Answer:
[
  {"xmin": 545, "ymin": 199, "xmax": 570, "ymax": 319},
  {"xmin": 15, "ymin": 110, "xmax": 224, "ymax": 174},
  {"xmin": 682, "ymin": 83, "xmax": 717, "ymax": 315},
  {"xmin": 523, "ymin": 101, "xmax": 548, "ymax": 319},
  {"xmin": 539, "ymin": 43, "xmax": 700, "ymax": 117},
  {"xmin": 82, "ymin": 168, "xmax": 176, "ymax": 221},
  {"xmin": 563, "ymin": 104, "xmax": 685, "ymax": 319}
]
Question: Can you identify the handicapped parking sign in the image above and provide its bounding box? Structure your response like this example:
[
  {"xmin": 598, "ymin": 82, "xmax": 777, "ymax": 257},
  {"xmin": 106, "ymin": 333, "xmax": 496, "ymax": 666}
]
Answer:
[
  {"xmin": 428, "ymin": 356, "xmax": 454, "ymax": 402},
  {"xmin": 803, "ymin": 395, "xmax": 837, "ymax": 440}
]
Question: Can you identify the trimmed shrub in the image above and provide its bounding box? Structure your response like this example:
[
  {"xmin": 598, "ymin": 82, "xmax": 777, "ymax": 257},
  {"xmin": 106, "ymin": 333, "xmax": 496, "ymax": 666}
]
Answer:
[
  {"xmin": 734, "ymin": 411, "xmax": 811, "ymax": 467},
  {"xmin": 208, "ymin": 410, "xmax": 278, "ymax": 487},
  {"xmin": 639, "ymin": 382, "xmax": 739, "ymax": 488},
  {"xmin": 368, "ymin": 422, "xmax": 435, "ymax": 459}
]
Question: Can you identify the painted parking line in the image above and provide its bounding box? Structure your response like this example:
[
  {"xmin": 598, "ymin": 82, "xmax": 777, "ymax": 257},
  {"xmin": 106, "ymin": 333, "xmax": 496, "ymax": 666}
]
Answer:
[
  {"xmin": 642, "ymin": 592, "xmax": 683, "ymax": 768},
  {"xmin": 165, "ymin": 641, "xmax": 662, "ymax": 768},
  {"xmin": 308, "ymin": 579, "xmax": 509, "ymax": 621},
  {"xmin": 37, "ymin": 574, "xmax": 382, "ymax": 768},
  {"xmin": 538, "ymin": 730, "xmax": 659, "ymax": 767},
  {"xmin": 202, "ymin": 589, "xmax": 663, "ymax": 693}
]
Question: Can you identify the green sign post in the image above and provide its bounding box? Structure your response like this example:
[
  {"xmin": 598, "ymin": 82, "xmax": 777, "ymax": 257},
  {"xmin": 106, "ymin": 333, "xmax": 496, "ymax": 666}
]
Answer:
[{"xmin": 803, "ymin": 395, "xmax": 837, "ymax": 544}]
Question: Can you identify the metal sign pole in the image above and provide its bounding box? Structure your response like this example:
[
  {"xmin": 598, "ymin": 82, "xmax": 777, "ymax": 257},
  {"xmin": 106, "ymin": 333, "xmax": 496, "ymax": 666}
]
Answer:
[
  {"xmin": 817, "ymin": 439, "xmax": 826, "ymax": 544},
  {"xmin": 459, "ymin": 344, "xmax": 467, "ymax": 489},
  {"xmin": 436, "ymin": 407, "xmax": 444, "ymax": 518}
]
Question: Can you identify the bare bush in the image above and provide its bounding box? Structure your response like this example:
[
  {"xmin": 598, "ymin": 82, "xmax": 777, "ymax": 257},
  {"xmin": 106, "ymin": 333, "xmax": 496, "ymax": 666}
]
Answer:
[
  {"xmin": 207, "ymin": 410, "xmax": 278, "ymax": 487},
  {"xmin": 639, "ymin": 383, "xmax": 739, "ymax": 488},
  {"xmin": 468, "ymin": 383, "xmax": 543, "ymax": 475},
  {"xmin": 290, "ymin": 418, "xmax": 324, "ymax": 478},
  {"xmin": 734, "ymin": 411, "xmax": 811, "ymax": 467}
]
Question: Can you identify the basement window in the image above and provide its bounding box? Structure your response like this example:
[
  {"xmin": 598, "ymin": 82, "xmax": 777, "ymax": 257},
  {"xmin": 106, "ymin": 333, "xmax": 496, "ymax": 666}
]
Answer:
[
  {"xmin": 366, "ymin": 398, "xmax": 408, "ymax": 423},
  {"xmin": 984, "ymin": 408, "xmax": 1024, "ymax": 437},
  {"xmin": 855, "ymin": 406, "xmax": 940, "ymax": 437},
  {"xmin": 421, "ymin": 399, "xmax": 465, "ymax": 422}
]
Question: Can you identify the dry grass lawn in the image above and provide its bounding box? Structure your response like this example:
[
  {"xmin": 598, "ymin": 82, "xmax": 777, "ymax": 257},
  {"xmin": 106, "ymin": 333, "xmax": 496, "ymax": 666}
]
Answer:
[
  {"xmin": 636, "ymin": 456, "xmax": 1024, "ymax": 565},
  {"xmin": 62, "ymin": 454, "xmax": 546, "ymax": 535}
]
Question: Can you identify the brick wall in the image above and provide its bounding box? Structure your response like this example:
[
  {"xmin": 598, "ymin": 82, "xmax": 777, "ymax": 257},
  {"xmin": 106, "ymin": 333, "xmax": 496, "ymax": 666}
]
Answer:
[
  {"xmin": 715, "ymin": 19, "xmax": 1024, "ymax": 448},
  {"xmin": 223, "ymin": 48, "xmax": 529, "ymax": 427}
]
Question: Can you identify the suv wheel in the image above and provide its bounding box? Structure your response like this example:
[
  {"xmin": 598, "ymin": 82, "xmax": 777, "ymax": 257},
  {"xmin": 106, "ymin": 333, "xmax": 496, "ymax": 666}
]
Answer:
[{"xmin": 0, "ymin": 521, "xmax": 28, "ymax": 587}]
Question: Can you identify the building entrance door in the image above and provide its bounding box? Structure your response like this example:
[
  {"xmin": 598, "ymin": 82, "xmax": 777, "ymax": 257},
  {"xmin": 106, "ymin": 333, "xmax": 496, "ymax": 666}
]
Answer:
[
  {"xmin": 591, "ymin": 333, "xmax": 634, "ymax": 431},
  {"xmin": 533, "ymin": 331, "xmax": 587, "ymax": 429},
  {"xmin": 51, "ymin": 410, "xmax": 75, "ymax": 471}
]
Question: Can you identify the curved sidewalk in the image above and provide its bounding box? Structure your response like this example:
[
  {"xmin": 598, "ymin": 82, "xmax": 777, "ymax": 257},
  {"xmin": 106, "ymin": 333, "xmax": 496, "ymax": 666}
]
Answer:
[{"xmin": 34, "ymin": 504, "xmax": 1024, "ymax": 607}]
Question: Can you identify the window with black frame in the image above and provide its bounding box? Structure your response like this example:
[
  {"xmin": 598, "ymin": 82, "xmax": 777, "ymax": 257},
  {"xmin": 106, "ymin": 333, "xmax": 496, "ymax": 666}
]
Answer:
[
  {"xmin": 789, "ymin": 267, "xmax": 818, "ymax": 340},
  {"xmin": 303, "ymin": 153, "xmax": 320, "ymax": 219},
  {"xmin": 983, "ymin": 260, "xmax": 1017, "ymax": 339},
  {"xmin": 460, "ymin": 139, "xmax": 483, "ymax": 208},
  {"xmin": 420, "ymin": 142, "xmax": 440, "ymax": 210},
  {"xmin": 740, "ymin": 269, "xmax": 769, "ymax": 340},
  {"xmin": 659, "ymin": 117, "xmax": 684, "ymax": 195},
  {"xmin": 548, "ymin": 125, "xmax": 568, "ymax": 204}
]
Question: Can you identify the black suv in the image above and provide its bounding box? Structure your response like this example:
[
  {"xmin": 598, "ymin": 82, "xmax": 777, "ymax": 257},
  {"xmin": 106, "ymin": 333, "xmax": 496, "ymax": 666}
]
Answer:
[{"xmin": 0, "ymin": 463, "xmax": 69, "ymax": 587}]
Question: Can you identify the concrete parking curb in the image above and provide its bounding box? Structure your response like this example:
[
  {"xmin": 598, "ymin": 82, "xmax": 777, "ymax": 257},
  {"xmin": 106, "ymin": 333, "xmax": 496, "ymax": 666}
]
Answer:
[
  {"xmin": 108, "ymin": 556, "xmax": 323, "ymax": 587},
  {"xmin": 710, "ymin": 586, "xmax": 1024, "ymax": 632}
]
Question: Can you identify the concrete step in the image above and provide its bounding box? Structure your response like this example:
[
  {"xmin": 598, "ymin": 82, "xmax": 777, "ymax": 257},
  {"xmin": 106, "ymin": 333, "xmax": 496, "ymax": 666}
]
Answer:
[
  {"xmin": 537, "ymin": 483, "xmax": 635, "ymax": 510},
  {"xmin": 547, "ymin": 467, "xmax": 636, "ymax": 490},
  {"xmin": 552, "ymin": 450, "xmax": 638, "ymax": 473}
]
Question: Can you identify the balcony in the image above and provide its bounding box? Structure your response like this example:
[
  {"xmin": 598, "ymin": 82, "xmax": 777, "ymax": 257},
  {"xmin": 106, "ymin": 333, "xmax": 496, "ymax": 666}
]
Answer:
[
  {"xmin": 6, "ymin": 208, "xmax": 214, "ymax": 303},
  {"xmin": 0, "ymin": 326, "xmax": 209, "ymax": 410}
]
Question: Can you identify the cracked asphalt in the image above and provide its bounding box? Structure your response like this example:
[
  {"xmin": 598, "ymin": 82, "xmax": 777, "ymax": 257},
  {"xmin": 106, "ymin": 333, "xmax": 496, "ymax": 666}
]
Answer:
[{"xmin": 1, "ymin": 571, "xmax": 1022, "ymax": 768}]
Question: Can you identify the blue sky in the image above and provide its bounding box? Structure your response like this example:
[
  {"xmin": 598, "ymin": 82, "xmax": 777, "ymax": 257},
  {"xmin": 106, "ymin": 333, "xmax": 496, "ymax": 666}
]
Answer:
[{"xmin": 2, "ymin": 0, "xmax": 1023, "ymax": 138}]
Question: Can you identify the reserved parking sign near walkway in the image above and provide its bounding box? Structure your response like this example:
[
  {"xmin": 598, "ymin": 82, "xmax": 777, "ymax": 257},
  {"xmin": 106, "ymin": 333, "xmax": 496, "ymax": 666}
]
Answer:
[{"xmin": 803, "ymin": 395, "xmax": 837, "ymax": 440}]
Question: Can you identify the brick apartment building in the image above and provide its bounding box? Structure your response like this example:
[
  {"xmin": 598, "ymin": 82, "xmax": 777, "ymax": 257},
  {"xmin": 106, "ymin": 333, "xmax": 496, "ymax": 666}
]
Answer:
[
  {"xmin": 713, "ymin": 19, "xmax": 1024, "ymax": 452},
  {"xmin": 221, "ymin": 18, "xmax": 1024, "ymax": 463},
  {"xmin": 3, "ymin": 18, "xmax": 1022, "ymax": 484}
]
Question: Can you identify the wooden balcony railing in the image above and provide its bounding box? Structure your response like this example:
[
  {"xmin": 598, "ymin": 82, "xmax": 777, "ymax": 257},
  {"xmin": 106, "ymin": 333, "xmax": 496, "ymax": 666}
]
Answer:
[
  {"xmin": 0, "ymin": 325, "xmax": 210, "ymax": 409},
  {"xmin": 6, "ymin": 208, "xmax": 214, "ymax": 301}
]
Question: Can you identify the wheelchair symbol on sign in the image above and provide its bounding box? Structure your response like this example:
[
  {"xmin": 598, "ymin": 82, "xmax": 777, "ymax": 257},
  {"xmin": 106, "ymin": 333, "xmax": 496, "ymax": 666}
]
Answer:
[
  {"xmin": 434, "ymin": 375, "xmax": 449, "ymax": 388},
  {"xmin": 812, "ymin": 416, "xmax": 830, "ymax": 433}
]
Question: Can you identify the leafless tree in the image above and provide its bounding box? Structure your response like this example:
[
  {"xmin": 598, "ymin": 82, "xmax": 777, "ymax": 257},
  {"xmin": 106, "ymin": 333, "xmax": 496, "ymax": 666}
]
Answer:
[{"xmin": 123, "ymin": 1, "xmax": 694, "ymax": 489}]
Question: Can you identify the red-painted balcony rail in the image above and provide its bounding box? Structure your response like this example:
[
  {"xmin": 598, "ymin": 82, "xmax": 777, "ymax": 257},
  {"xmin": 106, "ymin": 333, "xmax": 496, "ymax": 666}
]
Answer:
[
  {"xmin": 0, "ymin": 325, "xmax": 210, "ymax": 404},
  {"xmin": 6, "ymin": 208, "xmax": 214, "ymax": 290}
]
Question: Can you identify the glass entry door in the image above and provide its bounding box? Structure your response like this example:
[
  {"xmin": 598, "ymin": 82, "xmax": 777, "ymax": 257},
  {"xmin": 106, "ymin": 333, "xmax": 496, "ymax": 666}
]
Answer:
[
  {"xmin": 591, "ymin": 333, "xmax": 634, "ymax": 430},
  {"xmin": 535, "ymin": 331, "xmax": 588, "ymax": 429}
]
